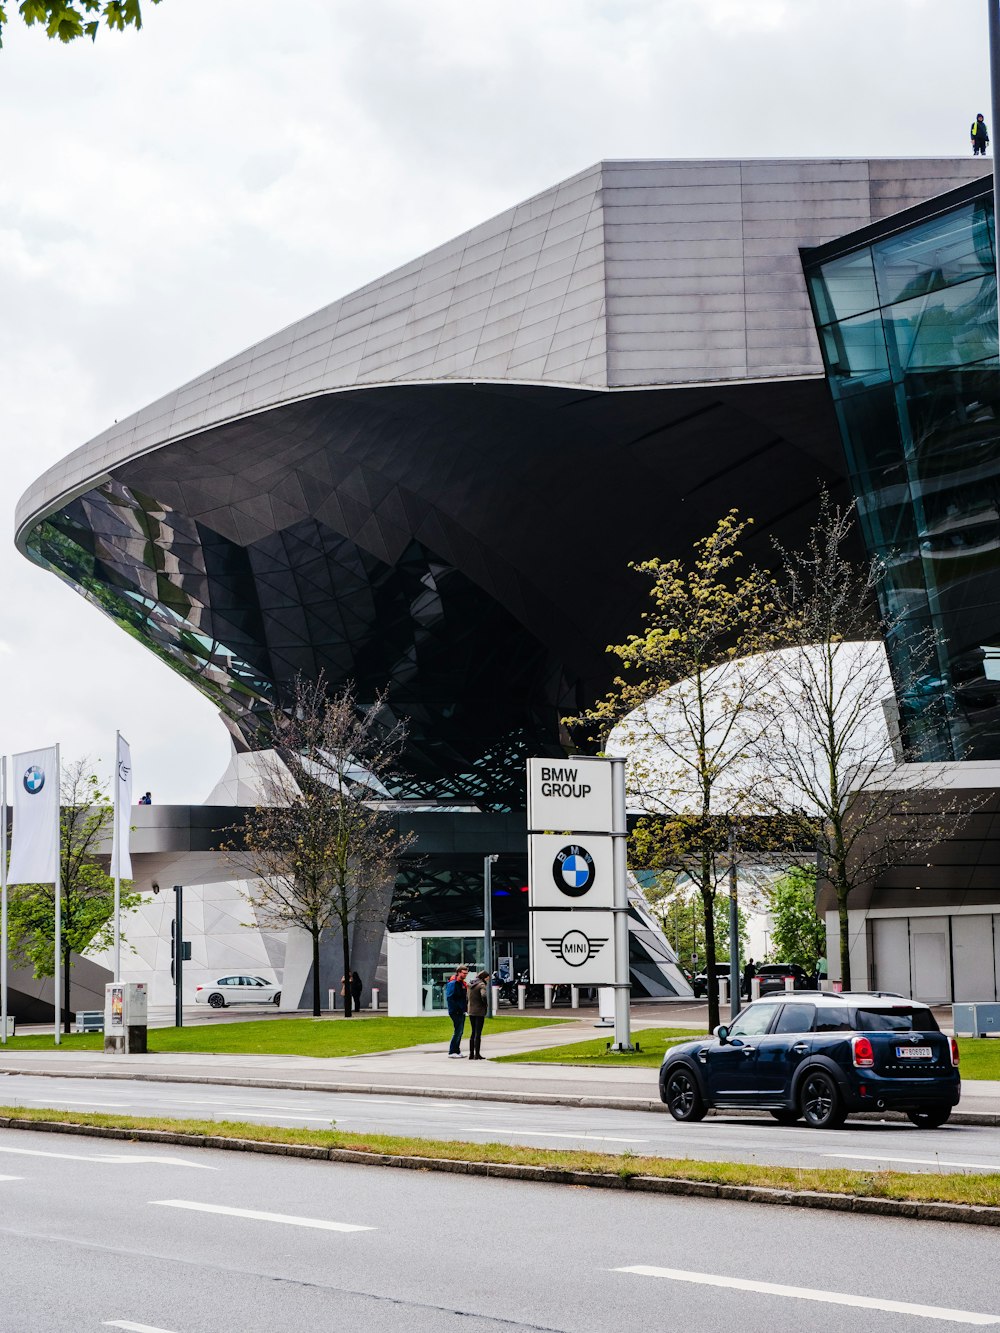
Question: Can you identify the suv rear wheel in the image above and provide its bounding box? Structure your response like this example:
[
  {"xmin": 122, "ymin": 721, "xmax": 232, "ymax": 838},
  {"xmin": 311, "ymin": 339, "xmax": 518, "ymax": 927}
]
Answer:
[
  {"xmin": 800, "ymin": 1070, "xmax": 846, "ymax": 1129},
  {"xmin": 663, "ymin": 1066, "xmax": 707, "ymax": 1122},
  {"xmin": 907, "ymin": 1107, "xmax": 951, "ymax": 1129}
]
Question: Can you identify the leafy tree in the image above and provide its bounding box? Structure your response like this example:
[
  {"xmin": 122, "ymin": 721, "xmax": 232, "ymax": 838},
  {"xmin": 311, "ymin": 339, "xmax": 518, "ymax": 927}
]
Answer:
[
  {"xmin": 6, "ymin": 758, "xmax": 139, "ymax": 1032},
  {"xmin": 757, "ymin": 492, "xmax": 972, "ymax": 987},
  {"xmin": 766, "ymin": 866, "xmax": 826, "ymax": 972},
  {"xmin": 235, "ymin": 675, "xmax": 415, "ymax": 1018},
  {"xmin": 0, "ymin": 0, "xmax": 160, "ymax": 46},
  {"xmin": 572, "ymin": 511, "xmax": 779, "ymax": 1030},
  {"xmin": 643, "ymin": 874, "xmax": 749, "ymax": 972}
]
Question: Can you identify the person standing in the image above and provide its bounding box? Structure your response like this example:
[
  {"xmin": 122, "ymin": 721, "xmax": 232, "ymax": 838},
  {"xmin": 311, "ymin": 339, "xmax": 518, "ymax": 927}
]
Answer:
[
  {"xmin": 741, "ymin": 957, "xmax": 756, "ymax": 1000},
  {"xmin": 467, "ymin": 970, "xmax": 489, "ymax": 1060},
  {"xmin": 351, "ymin": 970, "xmax": 363, "ymax": 1011},
  {"xmin": 972, "ymin": 113, "xmax": 990, "ymax": 155},
  {"xmin": 445, "ymin": 966, "xmax": 469, "ymax": 1057}
]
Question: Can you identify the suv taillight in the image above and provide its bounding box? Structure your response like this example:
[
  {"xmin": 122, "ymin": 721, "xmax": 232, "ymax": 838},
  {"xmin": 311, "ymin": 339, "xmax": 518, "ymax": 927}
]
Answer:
[
  {"xmin": 852, "ymin": 1035, "xmax": 875, "ymax": 1068},
  {"xmin": 195, "ymin": 986, "xmax": 203, "ymax": 991},
  {"xmin": 950, "ymin": 1037, "xmax": 960, "ymax": 1067}
]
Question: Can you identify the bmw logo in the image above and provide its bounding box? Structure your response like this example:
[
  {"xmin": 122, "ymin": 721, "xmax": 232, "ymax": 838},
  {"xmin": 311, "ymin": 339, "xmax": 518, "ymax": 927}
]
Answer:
[
  {"xmin": 552, "ymin": 844, "xmax": 596, "ymax": 897},
  {"xmin": 23, "ymin": 766, "xmax": 45, "ymax": 795}
]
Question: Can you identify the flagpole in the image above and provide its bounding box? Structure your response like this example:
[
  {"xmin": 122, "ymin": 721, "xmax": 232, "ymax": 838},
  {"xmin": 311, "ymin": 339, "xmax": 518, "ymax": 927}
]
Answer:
[
  {"xmin": 114, "ymin": 730, "xmax": 121, "ymax": 982},
  {"xmin": 53, "ymin": 742, "xmax": 61, "ymax": 1048},
  {"xmin": 1, "ymin": 757, "xmax": 8, "ymax": 1047}
]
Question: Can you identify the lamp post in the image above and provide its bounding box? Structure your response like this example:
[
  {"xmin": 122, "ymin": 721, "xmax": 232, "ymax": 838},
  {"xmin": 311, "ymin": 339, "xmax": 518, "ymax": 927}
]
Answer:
[
  {"xmin": 728, "ymin": 823, "xmax": 741, "ymax": 1021},
  {"xmin": 483, "ymin": 854, "xmax": 498, "ymax": 1016},
  {"xmin": 173, "ymin": 884, "xmax": 184, "ymax": 1029}
]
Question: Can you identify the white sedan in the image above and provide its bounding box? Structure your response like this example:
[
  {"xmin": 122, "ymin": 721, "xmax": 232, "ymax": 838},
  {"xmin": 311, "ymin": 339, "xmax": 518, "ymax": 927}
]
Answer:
[{"xmin": 194, "ymin": 975, "xmax": 281, "ymax": 1008}]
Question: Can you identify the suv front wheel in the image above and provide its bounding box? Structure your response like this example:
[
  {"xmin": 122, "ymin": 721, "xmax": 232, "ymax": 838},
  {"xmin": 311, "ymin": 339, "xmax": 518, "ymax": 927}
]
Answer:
[
  {"xmin": 800, "ymin": 1069, "xmax": 846, "ymax": 1129},
  {"xmin": 663, "ymin": 1066, "xmax": 707, "ymax": 1122}
]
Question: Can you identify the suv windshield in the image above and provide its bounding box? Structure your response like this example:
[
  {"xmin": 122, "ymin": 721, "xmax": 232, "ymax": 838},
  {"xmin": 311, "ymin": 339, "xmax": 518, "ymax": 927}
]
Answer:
[{"xmin": 852, "ymin": 1006, "xmax": 939, "ymax": 1032}]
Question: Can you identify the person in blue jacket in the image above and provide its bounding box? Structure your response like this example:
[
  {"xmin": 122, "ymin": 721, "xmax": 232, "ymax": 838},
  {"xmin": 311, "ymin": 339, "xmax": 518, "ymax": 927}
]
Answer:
[{"xmin": 445, "ymin": 966, "xmax": 469, "ymax": 1057}]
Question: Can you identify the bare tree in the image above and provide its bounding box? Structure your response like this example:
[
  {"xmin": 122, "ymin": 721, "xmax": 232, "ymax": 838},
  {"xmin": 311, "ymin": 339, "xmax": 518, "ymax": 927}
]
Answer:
[
  {"xmin": 757, "ymin": 492, "xmax": 971, "ymax": 988},
  {"xmin": 235, "ymin": 675, "xmax": 415, "ymax": 1017}
]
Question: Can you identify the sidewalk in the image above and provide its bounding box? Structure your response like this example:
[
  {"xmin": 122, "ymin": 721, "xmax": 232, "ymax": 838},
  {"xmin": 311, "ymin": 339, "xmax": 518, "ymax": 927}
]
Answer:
[{"xmin": 0, "ymin": 1012, "xmax": 997, "ymax": 1122}]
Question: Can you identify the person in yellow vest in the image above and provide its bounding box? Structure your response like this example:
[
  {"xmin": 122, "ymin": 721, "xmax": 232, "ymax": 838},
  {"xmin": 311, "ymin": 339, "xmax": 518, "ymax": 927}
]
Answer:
[{"xmin": 972, "ymin": 113, "xmax": 990, "ymax": 155}]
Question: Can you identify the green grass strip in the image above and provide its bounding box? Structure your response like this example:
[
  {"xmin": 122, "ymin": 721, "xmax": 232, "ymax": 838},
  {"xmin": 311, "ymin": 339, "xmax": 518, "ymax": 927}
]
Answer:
[
  {"xmin": 2, "ymin": 1104, "xmax": 998, "ymax": 1209},
  {"xmin": 498, "ymin": 1027, "xmax": 1000, "ymax": 1079},
  {"xmin": 1, "ymin": 1015, "xmax": 563, "ymax": 1058}
]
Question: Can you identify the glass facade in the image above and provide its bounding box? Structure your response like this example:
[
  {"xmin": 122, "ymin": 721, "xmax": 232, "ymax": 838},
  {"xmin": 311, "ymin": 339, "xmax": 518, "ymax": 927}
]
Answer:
[{"xmin": 805, "ymin": 189, "xmax": 1000, "ymax": 760}]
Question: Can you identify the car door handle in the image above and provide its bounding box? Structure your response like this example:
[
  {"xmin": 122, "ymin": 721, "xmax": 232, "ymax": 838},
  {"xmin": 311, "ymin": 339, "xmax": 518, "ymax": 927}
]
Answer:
[
  {"xmin": 741, "ymin": 1046, "xmax": 756, "ymax": 1056},
  {"xmin": 792, "ymin": 1043, "xmax": 809, "ymax": 1054}
]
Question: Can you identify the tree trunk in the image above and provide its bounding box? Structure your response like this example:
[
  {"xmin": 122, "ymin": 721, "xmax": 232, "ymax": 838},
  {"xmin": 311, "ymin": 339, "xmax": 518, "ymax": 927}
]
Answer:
[
  {"xmin": 311, "ymin": 927, "xmax": 321, "ymax": 1018},
  {"xmin": 838, "ymin": 888, "xmax": 851, "ymax": 990},
  {"xmin": 702, "ymin": 886, "xmax": 718, "ymax": 1032},
  {"xmin": 342, "ymin": 919, "xmax": 352, "ymax": 1018},
  {"xmin": 63, "ymin": 945, "xmax": 72, "ymax": 1035}
]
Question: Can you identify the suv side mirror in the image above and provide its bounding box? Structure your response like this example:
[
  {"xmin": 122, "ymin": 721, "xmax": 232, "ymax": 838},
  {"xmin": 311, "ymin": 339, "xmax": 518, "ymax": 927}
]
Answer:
[{"xmin": 714, "ymin": 1024, "xmax": 729, "ymax": 1044}]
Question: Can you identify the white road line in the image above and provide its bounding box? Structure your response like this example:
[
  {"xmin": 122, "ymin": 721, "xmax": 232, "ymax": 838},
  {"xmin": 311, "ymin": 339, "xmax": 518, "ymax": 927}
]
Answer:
[
  {"xmin": 0, "ymin": 1146, "xmax": 216, "ymax": 1169},
  {"xmin": 13, "ymin": 1098, "xmax": 126, "ymax": 1108},
  {"xmin": 0, "ymin": 1174, "xmax": 22, "ymax": 1181},
  {"xmin": 103, "ymin": 1322, "xmax": 184, "ymax": 1332},
  {"xmin": 615, "ymin": 1266, "xmax": 1000, "ymax": 1325},
  {"xmin": 150, "ymin": 1199, "xmax": 373, "ymax": 1232},
  {"xmin": 230, "ymin": 1113, "xmax": 335, "ymax": 1123},
  {"xmin": 467, "ymin": 1129, "xmax": 646, "ymax": 1143},
  {"xmin": 825, "ymin": 1153, "xmax": 1000, "ymax": 1172}
]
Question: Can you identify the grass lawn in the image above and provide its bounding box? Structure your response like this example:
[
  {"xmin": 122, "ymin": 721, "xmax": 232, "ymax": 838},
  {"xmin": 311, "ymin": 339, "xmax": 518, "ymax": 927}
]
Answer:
[
  {"xmin": 497, "ymin": 1026, "xmax": 1000, "ymax": 1080},
  {"xmin": 496, "ymin": 1027, "xmax": 706, "ymax": 1067},
  {"xmin": 1, "ymin": 1015, "xmax": 563, "ymax": 1059},
  {"xmin": 2, "ymin": 1105, "xmax": 998, "ymax": 1209}
]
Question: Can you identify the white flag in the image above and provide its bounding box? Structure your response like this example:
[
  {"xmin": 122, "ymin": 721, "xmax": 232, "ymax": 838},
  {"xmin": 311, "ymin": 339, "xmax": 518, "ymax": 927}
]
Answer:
[
  {"xmin": 7, "ymin": 747, "xmax": 59, "ymax": 885},
  {"xmin": 112, "ymin": 733, "xmax": 133, "ymax": 880}
]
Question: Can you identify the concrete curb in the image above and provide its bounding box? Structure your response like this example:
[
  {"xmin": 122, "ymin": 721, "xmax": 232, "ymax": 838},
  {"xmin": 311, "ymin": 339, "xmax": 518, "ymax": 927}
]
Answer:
[
  {"xmin": 1, "ymin": 1113, "xmax": 998, "ymax": 1227},
  {"xmin": 0, "ymin": 1063, "xmax": 996, "ymax": 1125}
]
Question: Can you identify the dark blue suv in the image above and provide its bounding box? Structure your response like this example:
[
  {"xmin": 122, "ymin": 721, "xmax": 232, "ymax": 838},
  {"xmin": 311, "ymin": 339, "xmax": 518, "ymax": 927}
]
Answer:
[{"xmin": 660, "ymin": 991, "xmax": 960, "ymax": 1129}]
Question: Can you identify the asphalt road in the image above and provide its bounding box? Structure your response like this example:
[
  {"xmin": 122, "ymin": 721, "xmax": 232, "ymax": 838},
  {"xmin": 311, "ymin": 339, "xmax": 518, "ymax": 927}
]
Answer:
[
  {"xmin": 1, "ymin": 1073, "xmax": 997, "ymax": 1175},
  {"xmin": 1, "ymin": 1124, "xmax": 997, "ymax": 1332}
]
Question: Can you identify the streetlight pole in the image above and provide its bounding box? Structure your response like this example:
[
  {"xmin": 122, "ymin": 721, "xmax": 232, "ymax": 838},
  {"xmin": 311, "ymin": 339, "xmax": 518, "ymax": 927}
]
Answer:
[
  {"xmin": 728, "ymin": 823, "xmax": 740, "ymax": 1021},
  {"xmin": 990, "ymin": 1, "xmax": 1000, "ymax": 337},
  {"xmin": 173, "ymin": 884, "xmax": 184, "ymax": 1029},
  {"xmin": 483, "ymin": 854, "xmax": 497, "ymax": 1016}
]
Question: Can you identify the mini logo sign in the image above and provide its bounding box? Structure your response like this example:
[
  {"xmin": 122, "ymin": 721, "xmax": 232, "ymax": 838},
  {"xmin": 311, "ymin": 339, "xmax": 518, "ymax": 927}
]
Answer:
[
  {"xmin": 552, "ymin": 844, "xmax": 596, "ymax": 898},
  {"xmin": 23, "ymin": 766, "xmax": 45, "ymax": 795},
  {"xmin": 542, "ymin": 929, "xmax": 608, "ymax": 967},
  {"xmin": 118, "ymin": 758, "xmax": 131, "ymax": 783}
]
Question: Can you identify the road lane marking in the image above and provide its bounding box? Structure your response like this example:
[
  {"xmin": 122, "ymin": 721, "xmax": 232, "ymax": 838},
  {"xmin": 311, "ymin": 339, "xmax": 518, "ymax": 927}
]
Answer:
[
  {"xmin": 825, "ymin": 1153, "xmax": 1000, "ymax": 1172},
  {"xmin": 13, "ymin": 1098, "xmax": 126, "ymax": 1108},
  {"xmin": 104, "ymin": 1322, "xmax": 184, "ymax": 1332},
  {"xmin": 0, "ymin": 1146, "xmax": 217, "ymax": 1169},
  {"xmin": 150, "ymin": 1200, "xmax": 373, "ymax": 1232},
  {"xmin": 468, "ymin": 1129, "xmax": 646, "ymax": 1143},
  {"xmin": 615, "ymin": 1266, "xmax": 1000, "ymax": 1325},
  {"xmin": 0, "ymin": 1175, "xmax": 22, "ymax": 1181}
]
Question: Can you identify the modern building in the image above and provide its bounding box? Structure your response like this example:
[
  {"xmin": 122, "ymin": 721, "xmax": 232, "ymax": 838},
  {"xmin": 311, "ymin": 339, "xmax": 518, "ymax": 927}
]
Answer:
[
  {"xmin": 14, "ymin": 157, "xmax": 993, "ymax": 1012},
  {"xmin": 804, "ymin": 172, "xmax": 1000, "ymax": 1002}
]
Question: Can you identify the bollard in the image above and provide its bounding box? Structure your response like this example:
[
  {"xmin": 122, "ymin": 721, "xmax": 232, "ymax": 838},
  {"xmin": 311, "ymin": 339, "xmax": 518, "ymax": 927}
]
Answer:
[
  {"xmin": 751, "ymin": 977, "xmax": 761, "ymax": 1000},
  {"xmin": 328, "ymin": 988, "xmax": 337, "ymax": 1011},
  {"xmin": 718, "ymin": 977, "xmax": 728, "ymax": 1008},
  {"xmin": 491, "ymin": 984, "xmax": 501, "ymax": 1015},
  {"xmin": 784, "ymin": 975, "xmax": 795, "ymax": 992},
  {"xmin": 517, "ymin": 984, "xmax": 526, "ymax": 1010},
  {"xmin": 370, "ymin": 987, "xmax": 380, "ymax": 1010},
  {"xmin": 544, "ymin": 984, "xmax": 553, "ymax": 1010},
  {"xmin": 570, "ymin": 985, "xmax": 580, "ymax": 1009}
]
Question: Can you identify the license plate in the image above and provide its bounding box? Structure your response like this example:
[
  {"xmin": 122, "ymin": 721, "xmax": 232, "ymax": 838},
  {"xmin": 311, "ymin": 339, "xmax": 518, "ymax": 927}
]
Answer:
[{"xmin": 896, "ymin": 1045, "xmax": 933, "ymax": 1059}]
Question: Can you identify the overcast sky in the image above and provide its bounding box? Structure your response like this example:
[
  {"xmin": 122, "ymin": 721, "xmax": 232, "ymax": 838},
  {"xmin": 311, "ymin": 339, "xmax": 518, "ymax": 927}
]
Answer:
[{"xmin": 0, "ymin": 0, "xmax": 991, "ymax": 803}]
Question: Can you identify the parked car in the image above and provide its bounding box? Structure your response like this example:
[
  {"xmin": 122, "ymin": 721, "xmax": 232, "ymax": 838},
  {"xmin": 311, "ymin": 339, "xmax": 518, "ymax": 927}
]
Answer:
[
  {"xmin": 659, "ymin": 991, "xmax": 960, "ymax": 1129},
  {"xmin": 194, "ymin": 975, "xmax": 281, "ymax": 1008},
  {"xmin": 691, "ymin": 963, "xmax": 734, "ymax": 998},
  {"xmin": 753, "ymin": 962, "xmax": 815, "ymax": 995}
]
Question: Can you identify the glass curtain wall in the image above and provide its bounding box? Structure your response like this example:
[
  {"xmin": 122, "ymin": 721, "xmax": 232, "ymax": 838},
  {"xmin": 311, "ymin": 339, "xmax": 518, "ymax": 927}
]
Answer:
[{"xmin": 805, "ymin": 194, "xmax": 1000, "ymax": 759}]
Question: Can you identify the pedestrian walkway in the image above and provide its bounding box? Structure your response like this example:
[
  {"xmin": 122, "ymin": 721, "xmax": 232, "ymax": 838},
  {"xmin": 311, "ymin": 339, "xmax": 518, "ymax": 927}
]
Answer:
[{"xmin": 0, "ymin": 1007, "xmax": 996, "ymax": 1121}]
